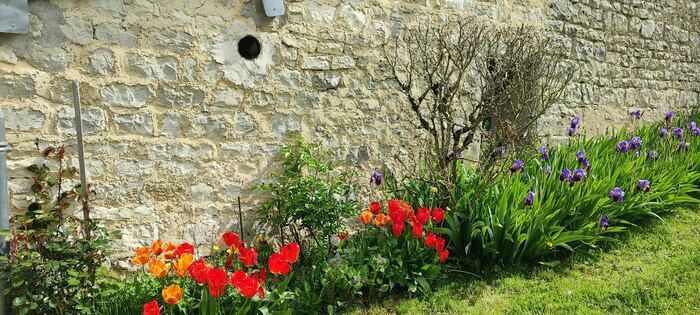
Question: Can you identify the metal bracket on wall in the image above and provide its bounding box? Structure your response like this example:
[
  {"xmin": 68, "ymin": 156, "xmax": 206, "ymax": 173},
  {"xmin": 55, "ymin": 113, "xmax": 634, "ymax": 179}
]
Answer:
[{"xmin": 0, "ymin": 0, "xmax": 29, "ymax": 34}]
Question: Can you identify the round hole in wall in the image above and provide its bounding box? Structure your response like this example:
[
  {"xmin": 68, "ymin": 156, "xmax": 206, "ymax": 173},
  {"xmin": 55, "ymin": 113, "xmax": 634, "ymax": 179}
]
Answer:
[{"xmin": 238, "ymin": 35, "xmax": 262, "ymax": 60}]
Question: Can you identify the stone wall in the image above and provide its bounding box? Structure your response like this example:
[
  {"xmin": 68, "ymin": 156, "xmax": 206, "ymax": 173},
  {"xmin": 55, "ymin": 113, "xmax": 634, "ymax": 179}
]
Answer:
[{"xmin": 1, "ymin": 0, "xmax": 698, "ymax": 259}]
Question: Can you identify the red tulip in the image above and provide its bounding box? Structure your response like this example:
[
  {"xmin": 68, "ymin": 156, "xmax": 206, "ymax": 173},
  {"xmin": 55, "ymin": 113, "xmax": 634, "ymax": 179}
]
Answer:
[
  {"xmin": 238, "ymin": 246, "xmax": 258, "ymax": 267},
  {"xmin": 252, "ymin": 269, "xmax": 266, "ymax": 298},
  {"xmin": 225, "ymin": 253, "xmax": 234, "ymax": 269},
  {"xmin": 338, "ymin": 233, "xmax": 348, "ymax": 240},
  {"xmin": 222, "ymin": 232, "xmax": 242, "ymax": 248},
  {"xmin": 230, "ymin": 269, "xmax": 245, "ymax": 285},
  {"xmin": 432, "ymin": 208, "xmax": 445, "ymax": 224},
  {"xmin": 411, "ymin": 223, "xmax": 423, "ymax": 238},
  {"xmin": 255, "ymin": 268, "xmax": 266, "ymax": 283},
  {"xmin": 230, "ymin": 270, "xmax": 259, "ymax": 298},
  {"xmin": 416, "ymin": 207, "xmax": 430, "ymax": 225},
  {"xmin": 142, "ymin": 300, "xmax": 160, "ymax": 315},
  {"xmin": 388, "ymin": 199, "xmax": 401, "ymax": 213},
  {"xmin": 435, "ymin": 237, "xmax": 446, "ymax": 252},
  {"xmin": 424, "ymin": 233, "xmax": 437, "ymax": 248},
  {"xmin": 438, "ymin": 249, "xmax": 449, "ymax": 262},
  {"xmin": 175, "ymin": 243, "xmax": 194, "ymax": 257},
  {"xmin": 206, "ymin": 268, "xmax": 228, "ymax": 298},
  {"xmin": 268, "ymin": 252, "xmax": 291, "ymax": 275},
  {"xmin": 280, "ymin": 243, "xmax": 300, "ymax": 264},
  {"xmin": 391, "ymin": 222, "xmax": 404, "ymax": 237},
  {"xmin": 369, "ymin": 201, "xmax": 382, "ymax": 215},
  {"xmin": 189, "ymin": 258, "xmax": 209, "ymax": 284},
  {"xmin": 388, "ymin": 200, "xmax": 406, "ymax": 223}
]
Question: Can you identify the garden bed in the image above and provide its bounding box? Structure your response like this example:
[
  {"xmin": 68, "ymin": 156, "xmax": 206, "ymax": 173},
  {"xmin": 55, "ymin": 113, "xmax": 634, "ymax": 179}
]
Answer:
[
  {"xmin": 3, "ymin": 111, "xmax": 699, "ymax": 314},
  {"xmin": 352, "ymin": 209, "xmax": 700, "ymax": 314}
]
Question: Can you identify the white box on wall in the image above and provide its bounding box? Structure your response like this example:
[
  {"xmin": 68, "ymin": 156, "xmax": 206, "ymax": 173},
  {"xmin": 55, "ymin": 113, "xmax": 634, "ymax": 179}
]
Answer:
[
  {"xmin": 0, "ymin": 0, "xmax": 29, "ymax": 34},
  {"xmin": 261, "ymin": 0, "xmax": 285, "ymax": 17}
]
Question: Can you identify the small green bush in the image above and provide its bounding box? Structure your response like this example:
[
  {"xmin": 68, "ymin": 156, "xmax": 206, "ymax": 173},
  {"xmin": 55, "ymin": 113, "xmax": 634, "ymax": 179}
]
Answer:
[
  {"xmin": 257, "ymin": 137, "xmax": 358, "ymax": 253},
  {"xmin": 2, "ymin": 145, "xmax": 114, "ymax": 314}
]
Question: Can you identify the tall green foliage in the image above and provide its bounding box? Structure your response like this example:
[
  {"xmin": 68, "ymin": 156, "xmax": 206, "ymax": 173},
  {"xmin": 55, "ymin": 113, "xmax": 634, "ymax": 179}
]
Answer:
[{"xmin": 438, "ymin": 115, "xmax": 700, "ymax": 265}]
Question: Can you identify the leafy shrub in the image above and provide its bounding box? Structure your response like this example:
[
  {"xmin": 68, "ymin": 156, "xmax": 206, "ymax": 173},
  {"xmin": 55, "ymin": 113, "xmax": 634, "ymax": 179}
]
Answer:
[
  {"xmin": 439, "ymin": 112, "xmax": 700, "ymax": 265},
  {"xmin": 257, "ymin": 137, "xmax": 358, "ymax": 252},
  {"xmin": 288, "ymin": 199, "xmax": 449, "ymax": 313},
  {"xmin": 2, "ymin": 145, "xmax": 113, "ymax": 314}
]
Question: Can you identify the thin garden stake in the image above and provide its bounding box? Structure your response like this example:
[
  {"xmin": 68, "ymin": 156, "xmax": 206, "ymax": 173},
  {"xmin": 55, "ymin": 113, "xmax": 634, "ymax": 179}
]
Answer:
[
  {"xmin": 237, "ymin": 196, "xmax": 244, "ymax": 242},
  {"xmin": 0, "ymin": 111, "xmax": 10, "ymax": 253},
  {"xmin": 71, "ymin": 80, "xmax": 91, "ymax": 240},
  {"xmin": 0, "ymin": 111, "xmax": 12, "ymax": 315}
]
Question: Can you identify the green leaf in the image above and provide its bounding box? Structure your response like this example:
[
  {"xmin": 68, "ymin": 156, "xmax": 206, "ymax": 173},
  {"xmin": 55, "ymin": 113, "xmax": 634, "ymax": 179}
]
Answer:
[{"xmin": 539, "ymin": 260, "xmax": 561, "ymax": 267}]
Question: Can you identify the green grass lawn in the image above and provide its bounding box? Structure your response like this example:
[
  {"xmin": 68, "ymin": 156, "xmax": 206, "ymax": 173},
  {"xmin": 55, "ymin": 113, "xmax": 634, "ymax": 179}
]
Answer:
[{"xmin": 350, "ymin": 210, "xmax": 700, "ymax": 315}]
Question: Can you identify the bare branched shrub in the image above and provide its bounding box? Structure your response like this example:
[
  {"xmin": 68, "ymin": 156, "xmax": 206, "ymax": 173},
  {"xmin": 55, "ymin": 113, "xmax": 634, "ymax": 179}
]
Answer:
[
  {"xmin": 478, "ymin": 26, "xmax": 574, "ymax": 175},
  {"xmin": 384, "ymin": 18, "xmax": 573, "ymax": 183}
]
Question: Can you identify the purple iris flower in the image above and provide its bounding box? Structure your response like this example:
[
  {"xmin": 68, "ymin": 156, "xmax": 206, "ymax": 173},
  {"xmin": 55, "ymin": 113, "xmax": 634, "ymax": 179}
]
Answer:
[
  {"xmin": 630, "ymin": 109, "xmax": 642, "ymax": 119},
  {"xmin": 576, "ymin": 150, "xmax": 585, "ymax": 162},
  {"xmin": 567, "ymin": 116, "xmax": 581, "ymax": 137},
  {"xmin": 498, "ymin": 146, "xmax": 506, "ymax": 156},
  {"xmin": 660, "ymin": 128, "xmax": 669, "ymax": 138},
  {"xmin": 580, "ymin": 157, "xmax": 590, "ymax": 169},
  {"xmin": 636, "ymin": 180, "xmax": 651, "ymax": 192},
  {"xmin": 665, "ymin": 111, "xmax": 675, "ymax": 122},
  {"xmin": 370, "ymin": 170, "xmax": 383, "ymax": 186},
  {"xmin": 600, "ymin": 216, "xmax": 609, "ymax": 229},
  {"xmin": 572, "ymin": 168, "xmax": 587, "ymax": 182},
  {"xmin": 678, "ymin": 141, "xmax": 690, "ymax": 151},
  {"xmin": 689, "ymin": 121, "xmax": 697, "ymax": 129},
  {"xmin": 673, "ymin": 128, "xmax": 683, "ymax": 140},
  {"xmin": 630, "ymin": 137, "xmax": 642, "ymax": 150},
  {"xmin": 538, "ymin": 147, "xmax": 549, "ymax": 161},
  {"xmin": 647, "ymin": 150, "xmax": 659, "ymax": 160},
  {"xmin": 560, "ymin": 168, "xmax": 572, "ymax": 182},
  {"xmin": 616, "ymin": 141, "xmax": 629, "ymax": 153},
  {"xmin": 524, "ymin": 191, "xmax": 535, "ymax": 207},
  {"xmin": 692, "ymin": 127, "xmax": 700, "ymax": 136},
  {"xmin": 510, "ymin": 160, "xmax": 524, "ymax": 173},
  {"xmin": 570, "ymin": 116, "xmax": 581, "ymax": 129},
  {"xmin": 545, "ymin": 165, "xmax": 552, "ymax": 176},
  {"xmin": 609, "ymin": 187, "xmax": 625, "ymax": 202}
]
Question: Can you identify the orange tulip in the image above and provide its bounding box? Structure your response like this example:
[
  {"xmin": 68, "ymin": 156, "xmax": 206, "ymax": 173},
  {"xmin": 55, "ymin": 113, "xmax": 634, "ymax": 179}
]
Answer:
[
  {"xmin": 162, "ymin": 284, "xmax": 183, "ymax": 305},
  {"xmin": 173, "ymin": 253, "xmax": 194, "ymax": 277},
  {"xmin": 373, "ymin": 213, "xmax": 388, "ymax": 227},
  {"xmin": 399, "ymin": 200, "xmax": 413, "ymax": 214},
  {"xmin": 151, "ymin": 240, "xmax": 164, "ymax": 256},
  {"xmin": 133, "ymin": 246, "xmax": 151, "ymax": 266},
  {"xmin": 382, "ymin": 214, "xmax": 392, "ymax": 225},
  {"xmin": 359, "ymin": 210, "xmax": 373, "ymax": 225},
  {"xmin": 162, "ymin": 242, "xmax": 178, "ymax": 259},
  {"xmin": 148, "ymin": 258, "xmax": 170, "ymax": 278}
]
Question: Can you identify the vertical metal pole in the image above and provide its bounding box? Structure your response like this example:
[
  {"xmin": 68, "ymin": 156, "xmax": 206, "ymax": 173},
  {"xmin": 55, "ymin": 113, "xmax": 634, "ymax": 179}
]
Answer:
[
  {"xmin": 71, "ymin": 81, "xmax": 90, "ymax": 236},
  {"xmin": 0, "ymin": 111, "xmax": 11, "ymax": 315},
  {"xmin": 237, "ymin": 196, "xmax": 244, "ymax": 242}
]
